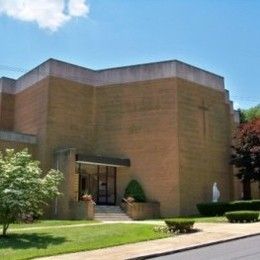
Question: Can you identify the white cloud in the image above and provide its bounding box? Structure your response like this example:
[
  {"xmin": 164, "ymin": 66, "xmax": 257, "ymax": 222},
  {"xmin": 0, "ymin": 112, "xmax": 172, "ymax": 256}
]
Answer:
[
  {"xmin": 68, "ymin": 0, "xmax": 89, "ymax": 17},
  {"xmin": 233, "ymin": 102, "xmax": 240, "ymax": 110},
  {"xmin": 0, "ymin": 0, "xmax": 89, "ymax": 32}
]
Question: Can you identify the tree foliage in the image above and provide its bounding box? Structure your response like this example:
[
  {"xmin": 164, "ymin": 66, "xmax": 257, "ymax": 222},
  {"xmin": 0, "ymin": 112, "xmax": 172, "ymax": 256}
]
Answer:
[
  {"xmin": 230, "ymin": 118, "xmax": 260, "ymax": 199},
  {"xmin": 0, "ymin": 149, "xmax": 63, "ymax": 236},
  {"xmin": 239, "ymin": 104, "xmax": 260, "ymax": 123}
]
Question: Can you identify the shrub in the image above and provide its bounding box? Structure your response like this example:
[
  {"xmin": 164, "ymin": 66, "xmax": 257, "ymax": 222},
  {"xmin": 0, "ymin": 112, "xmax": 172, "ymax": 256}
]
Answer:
[
  {"xmin": 164, "ymin": 218, "xmax": 195, "ymax": 233},
  {"xmin": 225, "ymin": 211, "xmax": 259, "ymax": 223},
  {"xmin": 229, "ymin": 200, "xmax": 260, "ymax": 211},
  {"xmin": 124, "ymin": 180, "xmax": 146, "ymax": 202},
  {"xmin": 197, "ymin": 202, "xmax": 229, "ymax": 216},
  {"xmin": 251, "ymin": 200, "xmax": 260, "ymax": 210},
  {"xmin": 197, "ymin": 200, "xmax": 260, "ymax": 216}
]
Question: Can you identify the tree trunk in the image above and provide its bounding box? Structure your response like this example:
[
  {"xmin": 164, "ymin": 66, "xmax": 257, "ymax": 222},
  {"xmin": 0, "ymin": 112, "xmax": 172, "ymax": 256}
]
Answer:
[
  {"xmin": 2, "ymin": 223, "xmax": 9, "ymax": 237},
  {"xmin": 242, "ymin": 179, "xmax": 252, "ymax": 200}
]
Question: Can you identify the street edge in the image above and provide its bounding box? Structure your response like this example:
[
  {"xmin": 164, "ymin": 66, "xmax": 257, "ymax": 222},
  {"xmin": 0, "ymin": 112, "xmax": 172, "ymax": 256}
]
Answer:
[{"xmin": 127, "ymin": 232, "xmax": 260, "ymax": 260}]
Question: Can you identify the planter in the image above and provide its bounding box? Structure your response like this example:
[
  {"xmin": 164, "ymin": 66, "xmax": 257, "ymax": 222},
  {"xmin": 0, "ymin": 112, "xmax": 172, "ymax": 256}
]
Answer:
[
  {"xmin": 69, "ymin": 200, "xmax": 95, "ymax": 220},
  {"xmin": 121, "ymin": 201, "xmax": 160, "ymax": 220},
  {"xmin": 81, "ymin": 194, "xmax": 93, "ymax": 202}
]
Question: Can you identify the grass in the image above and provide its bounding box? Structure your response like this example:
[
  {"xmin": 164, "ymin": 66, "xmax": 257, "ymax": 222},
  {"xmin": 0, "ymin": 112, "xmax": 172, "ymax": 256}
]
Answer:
[
  {"xmin": 0, "ymin": 224, "xmax": 169, "ymax": 259},
  {"xmin": 9, "ymin": 220, "xmax": 98, "ymax": 230},
  {"xmin": 147, "ymin": 216, "xmax": 228, "ymax": 223},
  {"xmin": 178, "ymin": 212, "xmax": 259, "ymax": 223},
  {"xmin": 181, "ymin": 215, "xmax": 227, "ymax": 223}
]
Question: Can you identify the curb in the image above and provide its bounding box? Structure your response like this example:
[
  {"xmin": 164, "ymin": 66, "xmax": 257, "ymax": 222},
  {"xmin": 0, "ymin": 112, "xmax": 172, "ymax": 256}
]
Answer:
[{"xmin": 127, "ymin": 232, "xmax": 260, "ymax": 260}]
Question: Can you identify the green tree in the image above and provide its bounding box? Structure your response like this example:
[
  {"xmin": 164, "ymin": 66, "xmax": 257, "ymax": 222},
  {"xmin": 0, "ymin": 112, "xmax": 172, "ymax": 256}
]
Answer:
[
  {"xmin": 230, "ymin": 119, "xmax": 260, "ymax": 199},
  {"xmin": 0, "ymin": 149, "xmax": 63, "ymax": 237},
  {"xmin": 240, "ymin": 104, "xmax": 260, "ymax": 123}
]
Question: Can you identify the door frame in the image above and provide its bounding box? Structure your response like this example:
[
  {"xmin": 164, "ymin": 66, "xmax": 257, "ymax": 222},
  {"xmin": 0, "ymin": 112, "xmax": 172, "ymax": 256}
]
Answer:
[{"xmin": 97, "ymin": 165, "xmax": 117, "ymax": 205}]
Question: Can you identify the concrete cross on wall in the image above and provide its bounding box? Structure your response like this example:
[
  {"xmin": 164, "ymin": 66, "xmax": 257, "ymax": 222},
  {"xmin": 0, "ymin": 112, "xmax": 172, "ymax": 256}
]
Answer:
[{"xmin": 198, "ymin": 99, "xmax": 209, "ymax": 137}]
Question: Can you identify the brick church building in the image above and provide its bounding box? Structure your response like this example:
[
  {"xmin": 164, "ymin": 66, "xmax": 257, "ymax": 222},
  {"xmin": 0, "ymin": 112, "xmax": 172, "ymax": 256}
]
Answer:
[{"xmin": 0, "ymin": 59, "xmax": 241, "ymax": 218}]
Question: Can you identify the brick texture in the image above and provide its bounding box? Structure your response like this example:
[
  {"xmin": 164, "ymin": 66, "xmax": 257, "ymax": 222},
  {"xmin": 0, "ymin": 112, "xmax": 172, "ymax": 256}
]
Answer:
[
  {"xmin": 0, "ymin": 93, "xmax": 15, "ymax": 130},
  {"xmin": 0, "ymin": 73, "xmax": 248, "ymax": 218}
]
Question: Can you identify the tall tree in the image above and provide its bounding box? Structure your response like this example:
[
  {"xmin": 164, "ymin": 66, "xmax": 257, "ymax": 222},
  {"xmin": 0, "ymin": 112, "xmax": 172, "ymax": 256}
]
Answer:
[
  {"xmin": 0, "ymin": 149, "xmax": 63, "ymax": 237},
  {"xmin": 231, "ymin": 118, "xmax": 260, "ymax": 199}
]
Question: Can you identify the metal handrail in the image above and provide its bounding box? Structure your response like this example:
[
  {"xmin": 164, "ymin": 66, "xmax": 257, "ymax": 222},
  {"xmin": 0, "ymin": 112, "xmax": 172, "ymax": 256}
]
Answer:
[{"xmin": 122, "ymin": 198, "xmax": 134, "ymax": 207}]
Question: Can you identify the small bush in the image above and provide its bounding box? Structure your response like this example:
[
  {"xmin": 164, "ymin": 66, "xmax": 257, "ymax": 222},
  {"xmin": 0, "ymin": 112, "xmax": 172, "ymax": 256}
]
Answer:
[
  {"xmin": 164, "ymin": 218, "xmax": 195, "ymax": 233},
  {"xmin": 225, "ymin": 211, "xmax": 259, "ymax": 223},
  {"xmin": 124, "ymin": 180, "xmax": 146, "ymax": 202},
  {"xmin": 197, "ymin": 202, "xmax": 229, "ymax": 216}
]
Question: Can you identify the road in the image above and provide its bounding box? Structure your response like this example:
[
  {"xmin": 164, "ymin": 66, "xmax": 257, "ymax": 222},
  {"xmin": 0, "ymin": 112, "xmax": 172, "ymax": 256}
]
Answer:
[{"xmin": 149, "ymin": 235, "xmax": 260, "ymax": 260}]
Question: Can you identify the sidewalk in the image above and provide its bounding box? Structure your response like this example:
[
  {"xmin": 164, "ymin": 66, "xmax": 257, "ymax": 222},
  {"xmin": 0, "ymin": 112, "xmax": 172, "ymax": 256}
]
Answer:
[{"xmin": 39, "ymin": 222, "xmax": 260, "ymax": 260}]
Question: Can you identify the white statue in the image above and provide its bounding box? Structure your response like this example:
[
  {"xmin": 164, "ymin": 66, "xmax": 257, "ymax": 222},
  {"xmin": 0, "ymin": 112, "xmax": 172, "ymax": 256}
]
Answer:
[{"xmin": 212, "ymin": 182, "xmax": 220, "ymax": 202}]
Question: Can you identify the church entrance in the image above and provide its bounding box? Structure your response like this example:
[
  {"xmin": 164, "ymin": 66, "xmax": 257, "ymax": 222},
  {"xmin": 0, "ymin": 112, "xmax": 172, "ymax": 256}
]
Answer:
[
  {"xmin": 76, "ymin": 154, "xmax": 130, "ymax": 206},
  {"xmin": 97, "ymin": 166, "xmax": 116, "ymax": 205},
  {"xmin": 78, "ymin": 165, "xmax": 116, "ymax": 205}
]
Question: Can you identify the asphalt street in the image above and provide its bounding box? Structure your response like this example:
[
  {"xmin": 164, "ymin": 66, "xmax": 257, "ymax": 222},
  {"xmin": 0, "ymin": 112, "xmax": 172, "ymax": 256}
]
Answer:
[{"xmin": 149, "ymin": 235, "xmax": 260, "ymax": 260}]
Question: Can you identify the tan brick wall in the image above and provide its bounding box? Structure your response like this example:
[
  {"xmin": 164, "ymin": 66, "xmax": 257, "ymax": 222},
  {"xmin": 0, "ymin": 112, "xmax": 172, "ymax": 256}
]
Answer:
[
  {"xmin": 95, "ymin": 79, "xmax": 180, "ymax": 216},
  {"xmin": 0, "ymin": 93, "xmax": 15, "ymax": 130},
  {"xmin": 13, "ymin": 78, "xmax": 49, "ymax": 168},
  {"xmin": 14, "ymin": 79, "xmax": 49, "ymax": 135},
  {"xmin": 0, "ymin": 139, "xmax": 36, "ymax": 156},
  {"xmin": 176, "ymin": 78, "xmax": 234, "ymax": 215},
  {"xmin": 44, "ymin": 77, "xmax": 95, "ymax": 169},
  {"xmin": 0, "ymin": 74, "xmax": 238, "ymax": 218}
]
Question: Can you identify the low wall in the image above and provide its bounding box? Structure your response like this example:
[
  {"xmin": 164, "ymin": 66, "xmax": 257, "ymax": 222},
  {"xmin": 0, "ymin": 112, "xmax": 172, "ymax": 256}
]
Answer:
[
  {"xmin": 69, "ymin": 201, "xmax": 95, "ymax": 220},
  {"xmin": 122, "ymin": 202, "xmax": 160, "ymax": 220}
]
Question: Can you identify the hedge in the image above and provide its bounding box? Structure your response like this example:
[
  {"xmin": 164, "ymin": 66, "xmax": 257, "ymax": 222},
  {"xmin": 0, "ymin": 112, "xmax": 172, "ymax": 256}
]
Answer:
[
  {"xmin": 196, "ymin": 202, "xmax": 229, "ymax": 216},
  {"xmin": 229, "ymin": 200, "xmax": 260, "ymax": 211},
  {"xmin": 197, "ymin": 200, "xmax": 260, "ymax": 216},
  {"xmin": 164, "ymin": 218, "xmax": 195, "ymax": 233},
  {"xmin": 225, "ymin": 211, "xmax": 259, "ymax": 223}
]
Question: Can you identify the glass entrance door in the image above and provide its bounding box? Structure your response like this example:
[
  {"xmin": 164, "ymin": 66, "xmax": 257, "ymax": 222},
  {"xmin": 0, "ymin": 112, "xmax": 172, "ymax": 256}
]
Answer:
[{"xmin": 97, "ymin": 166, "xmax": 116, "ymax": 205}]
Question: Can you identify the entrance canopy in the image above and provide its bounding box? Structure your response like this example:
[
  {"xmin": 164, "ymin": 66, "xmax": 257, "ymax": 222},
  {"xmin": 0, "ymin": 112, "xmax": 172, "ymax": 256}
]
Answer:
[{"xmin": 75, "ymin": 154, "xmax": 130, "ymax": 168}]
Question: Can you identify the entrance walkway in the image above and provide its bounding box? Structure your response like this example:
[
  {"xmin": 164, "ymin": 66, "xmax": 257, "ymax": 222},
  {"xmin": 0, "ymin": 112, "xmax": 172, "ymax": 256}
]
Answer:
[{"xmin": 38, "ymin": 222, "xmax": 260, "ymax": 260}]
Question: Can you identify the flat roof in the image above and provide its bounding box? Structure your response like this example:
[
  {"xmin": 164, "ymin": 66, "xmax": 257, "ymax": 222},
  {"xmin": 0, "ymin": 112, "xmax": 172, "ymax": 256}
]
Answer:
[{"xmin": 0, "ymin": 58, "xmax": 225, "ymax": 94}]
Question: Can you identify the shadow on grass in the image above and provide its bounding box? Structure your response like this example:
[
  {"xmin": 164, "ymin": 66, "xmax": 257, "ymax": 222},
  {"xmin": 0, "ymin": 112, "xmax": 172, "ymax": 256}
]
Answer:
[{"xmin": 0, "ymin": 233, "xmax": 67, "ymax": 249}]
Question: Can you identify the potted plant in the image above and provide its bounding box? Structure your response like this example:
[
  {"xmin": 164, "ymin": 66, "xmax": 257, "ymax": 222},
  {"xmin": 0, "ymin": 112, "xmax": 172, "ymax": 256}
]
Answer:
[
  {"xmin": 126, "ymin": 196, "xmax": 135, "ymax": 203},
  {"xmin": 81, "ymin": 191, "xmax": 92, "ymax": 202}
]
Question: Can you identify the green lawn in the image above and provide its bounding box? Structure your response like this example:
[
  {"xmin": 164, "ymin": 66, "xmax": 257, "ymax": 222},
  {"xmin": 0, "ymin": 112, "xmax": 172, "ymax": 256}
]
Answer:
[
  {"xmin": 0, "ymin": 224, "xmax": 169, "ymax": 259},
  {"xmin": 9, "ymin": 220, "xmax": 98, "ymax": 230},
  {"xmin": 179, "ymin": 212, "xmax": 260, "ymax": 223},
  {"xmin": 181, "ymin": 215, "xmax": 227, "ymax": 223}
]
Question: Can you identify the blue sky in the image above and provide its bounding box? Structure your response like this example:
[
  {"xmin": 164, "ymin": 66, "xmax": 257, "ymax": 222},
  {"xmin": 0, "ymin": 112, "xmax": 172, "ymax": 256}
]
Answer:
[{"xmin": 0, "ymin": 0, "xmax": 259, "ymax": 109}]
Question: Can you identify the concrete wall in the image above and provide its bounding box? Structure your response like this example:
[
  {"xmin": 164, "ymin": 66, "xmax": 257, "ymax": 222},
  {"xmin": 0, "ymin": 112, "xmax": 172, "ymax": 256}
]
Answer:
[
  {"xmin": 9, "ymin": 59, "xmax": 225, "ymax": 93},
  {"xmin": 52, "ymin": 148, "xmax": 78, "ymax": 219}
]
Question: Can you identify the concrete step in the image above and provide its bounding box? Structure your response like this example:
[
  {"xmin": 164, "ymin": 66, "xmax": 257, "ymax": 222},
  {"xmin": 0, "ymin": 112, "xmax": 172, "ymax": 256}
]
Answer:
[
  {"xmin": 95, "ymin": 215, "xmax": 131, "ymax": 221},
  {"xmin": 95, "ymin": 206, "xmax": 124, "ymax": 213},
  {"xmin": 95, "ymin": 205, "xmax": 132, "ymax": 221}
]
